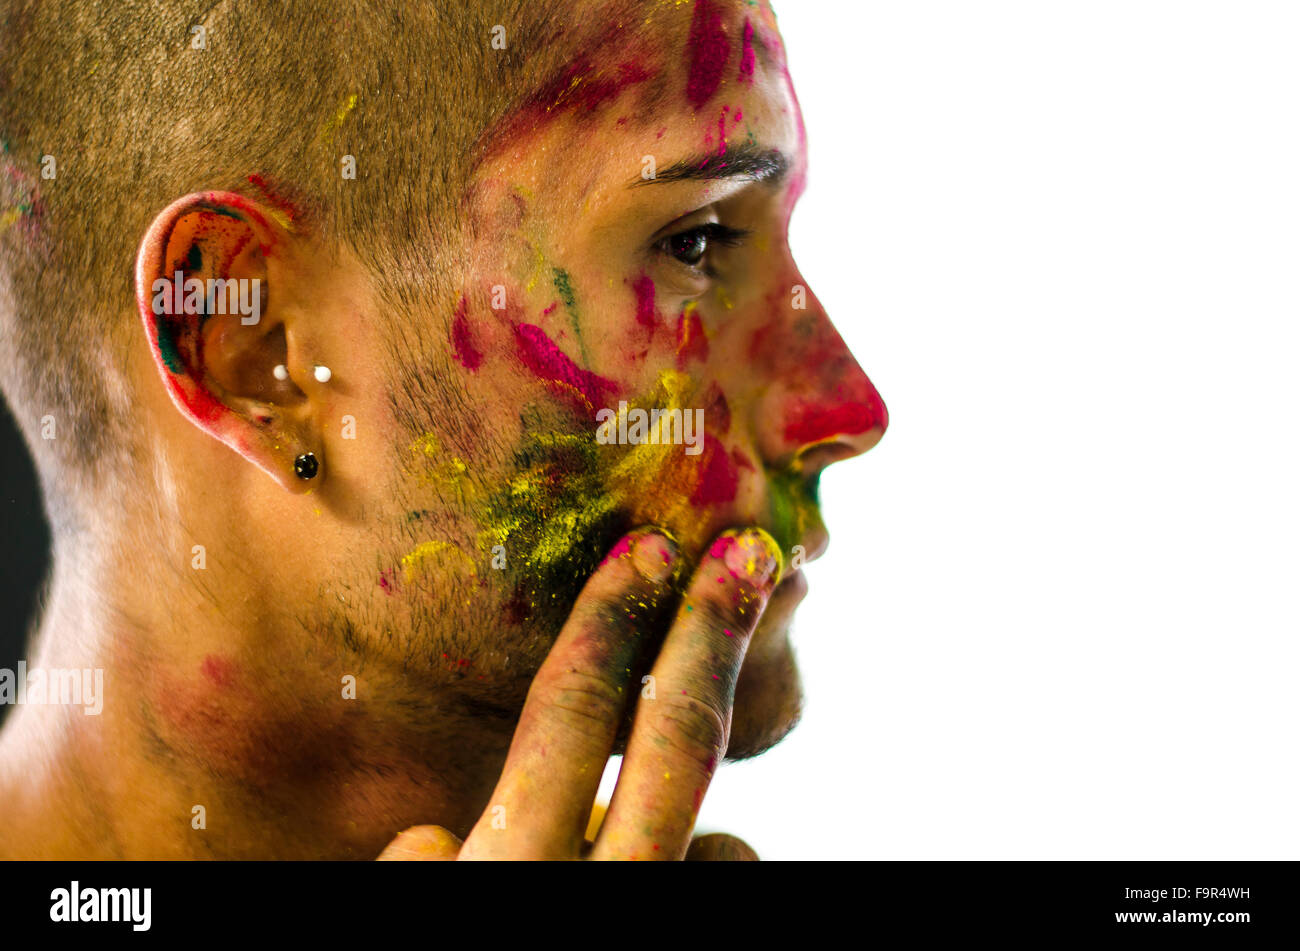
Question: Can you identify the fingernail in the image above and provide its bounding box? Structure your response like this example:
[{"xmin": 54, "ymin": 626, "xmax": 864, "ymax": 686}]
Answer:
[
  {"xmin": 631, "ymin": 530, "xmax": 676, "ymax": 583},
  {"xmin": 716, "ymin": 528, "xmax": 782, "ymax": 588}
]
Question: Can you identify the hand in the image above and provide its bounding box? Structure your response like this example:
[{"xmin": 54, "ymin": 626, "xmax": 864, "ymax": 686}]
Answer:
[{"xmin": 376, "ymin": 526, "xmax": 782, "ymax": 861}]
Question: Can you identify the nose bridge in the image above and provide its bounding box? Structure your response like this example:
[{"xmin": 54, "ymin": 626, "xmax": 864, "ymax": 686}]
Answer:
[{"xmin": 748, "ymin": 273, "xmax": 887, "ymax": 469}]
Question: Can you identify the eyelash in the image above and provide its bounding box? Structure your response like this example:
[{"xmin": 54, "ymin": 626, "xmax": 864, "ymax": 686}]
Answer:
[{"xmin": 655, "ymin": 223, "xmax": 751, "ymax": 277}]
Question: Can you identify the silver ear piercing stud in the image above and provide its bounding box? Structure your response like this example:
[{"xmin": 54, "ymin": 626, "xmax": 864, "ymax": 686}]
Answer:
[
  {"xmin": 273, "ymin": 364, "xmax": 288, "ymax": 381},
  {"xmin": 313, "ymin": 365, "xmax": 332, "ymax": 383}
]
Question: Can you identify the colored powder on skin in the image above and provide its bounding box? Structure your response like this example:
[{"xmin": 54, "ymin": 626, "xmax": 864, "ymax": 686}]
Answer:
[
  {"xmin": 551, "ymin": 267, "xmax": 589, "ymax": 360},
  {"xmin": 476, "ymin": 38, "xmax": 657, "ymax": 170},
  {"xmin": 514, "ymin": 323, "xmax": 617, "ymax": 412},
  {"xmin": 686, "ymin": 0, "xmax": 732, "ymax": 109},
  {"xmin": 631, "ymin": 274, "xmax": 658, "ymax": 329},
  {"xmin": 409, "ymin": 432, "xmax": 475, "ymax": 498},
  {"xmin": 738, "ymin": 19, "xmax": 757, "ymax": 82},
  {"xmin": 401, "ymin": 540, "xmax": 479, "ymax": 583},
  {"xmin": 553, "ymin": 267, "xmax": 577, "ymax": 310},
  {"xmin": 450, "ymin": 297, "xmax": 483, "ymax": 370},
  {"xmin": 702, "ymin": 382, "xmax": 731, "ymax": 434},
  {"xmin": 156, "ymin": 321, "xmax": 186, "ymax": 374},
  {"xmin": 318, "ymin": 92, "xmax": 358, "ymax": 142},
  {"xmin": 675, "ymin": 304, "xmax": 709, "ymax": 367},
  {"xmin": 784, "ymin": 400, "xmax": 885, "ymax": 445},
  {"xmin": 245, "ymin": 173, "xmax": 299, "ymax": 229},
  {"xmin": 200, "ymin": 655, "xmax": 236, "ymax": 688},
  {"xmin": 717, "ymin": 105, "xmax": 729, "ymax": 158},
  {"xmin": 766, "ymin": 468, "xmax": 814, "ymax": 558},
  {"xmin": 690, "ymin": 434, "xmax": 739, "ymax": 505}
]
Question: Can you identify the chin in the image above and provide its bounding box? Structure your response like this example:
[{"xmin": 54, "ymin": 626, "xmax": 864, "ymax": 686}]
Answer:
[{"xmin": 724, "ymin": 575, "xmax": 807, "ymax": 760}]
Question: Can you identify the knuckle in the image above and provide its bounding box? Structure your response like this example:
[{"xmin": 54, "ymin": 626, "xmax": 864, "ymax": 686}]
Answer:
[
  {"xmin": 533, "ymin": 669, "xmax": 627, "ymax": 741},
  {"xmin": 645, "ymin": 693, "xmax": 729, "ymax": 768}
]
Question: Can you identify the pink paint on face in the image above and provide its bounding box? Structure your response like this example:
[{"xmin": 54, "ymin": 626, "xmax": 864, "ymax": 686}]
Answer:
[
  {"xmin": 200, "ymin": 654, "xmax": 236, "ymax": 688},
  {"xmin": 631, "ymin": 274, "xmax": 658, "ymax": 329},
  {"xmin": 784, "ymin": 398, "xmax": 888, "ymax": 445},
  {"xmin": 451, "ymin": 297, "xmax": 483, "ymax": 370},
  {"xmin": 514, "ymin": 323, "xmax": 619, "ymax": 410},
  {"xmin": 676, "ymin": 307, "xmax": 709, "ymax": 367},
  {"xmin": 691, "ymin": 434, "xmax": 739, "ymax": 505},
  {"xmin": 686, "ymin": 0, "xmax": 732, "ymax": 109},
  {"xmin": 702, "ymin": 381, "xmax": 731, "ymax": 435},
  {"xmin": 738, "ymin": 19, "xmax": 757, "ymax": 83},
  {"xmin": 600, "ymin": 533, "xmax": 636, "ymax": 567}
]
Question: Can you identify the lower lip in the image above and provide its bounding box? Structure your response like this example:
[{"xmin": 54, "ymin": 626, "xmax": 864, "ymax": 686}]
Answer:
[{"xmin": 772, "ymin": 567, "xmax": 809, "ymax": 602}]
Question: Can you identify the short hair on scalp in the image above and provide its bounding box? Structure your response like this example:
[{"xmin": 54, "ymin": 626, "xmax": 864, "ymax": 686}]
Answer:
[{"xmin": 0, "ymin": 0, "xmax": 665, "ymax": 526}]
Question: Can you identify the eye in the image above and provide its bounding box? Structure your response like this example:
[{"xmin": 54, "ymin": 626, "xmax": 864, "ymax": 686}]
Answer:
[{"xmin": 656, "ymin": 223, "xmax": 751, "ymax": 272}]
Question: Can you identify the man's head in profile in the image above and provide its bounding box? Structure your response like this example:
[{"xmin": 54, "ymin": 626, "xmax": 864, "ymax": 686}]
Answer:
[{"xmin": 0, "ymin": 0, "xmax": 885, "ymax": 859}]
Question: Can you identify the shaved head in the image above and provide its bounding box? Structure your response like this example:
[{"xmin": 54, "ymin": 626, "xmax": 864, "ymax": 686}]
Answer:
[{"xmin": 0, "ymin": 0, "xmax": 674, "ymax": 513}]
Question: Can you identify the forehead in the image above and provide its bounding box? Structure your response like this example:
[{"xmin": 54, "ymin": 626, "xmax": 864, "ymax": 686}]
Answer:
[{"xmin": 469, "ymin": 0, "xmax": 802, "ymax": 222}]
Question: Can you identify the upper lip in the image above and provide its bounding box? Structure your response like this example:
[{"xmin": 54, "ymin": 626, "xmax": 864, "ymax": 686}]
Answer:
[{"xmin": 792, "ymin": 520, "xmax": 829, "ymax": 569}]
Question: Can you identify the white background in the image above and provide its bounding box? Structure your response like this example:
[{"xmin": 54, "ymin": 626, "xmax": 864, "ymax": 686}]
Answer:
[{"xmin": 604, "ymin": 1, "xmax": 1300, "ymax": 858}]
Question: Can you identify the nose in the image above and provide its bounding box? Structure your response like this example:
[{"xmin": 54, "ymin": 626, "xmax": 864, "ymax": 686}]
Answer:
[{"xmin": 749, "ymin": 281, "xmax": 887, "ymax": 478}]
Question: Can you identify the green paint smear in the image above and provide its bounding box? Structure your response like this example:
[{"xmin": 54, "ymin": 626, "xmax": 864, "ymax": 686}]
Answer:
[
  {"xmin": 767, "ymin": 469, "xmax": 818, "ymax": 559},
  {"xmin": 551, "ymin": 267, "xmax": 589, "ymax": 364},
  {"xmin": 156, "ymin": 324, "xmax": 185, "ymax": 374}
]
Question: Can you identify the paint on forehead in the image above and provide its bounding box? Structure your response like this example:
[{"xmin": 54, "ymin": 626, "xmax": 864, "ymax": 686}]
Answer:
[
  {"xmin": 686, "ymin": 0, "xmax": 733, "ymax": 109},
  {"xmin": 738, "ymin": 18, "xmax": 757, "ymax": 83},
  {"xmin": 474, "ymin": 24, "xmax": 662, "ymax": 169}
]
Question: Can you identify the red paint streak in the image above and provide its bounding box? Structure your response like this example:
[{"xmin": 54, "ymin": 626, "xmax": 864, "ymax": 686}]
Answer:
[
  {"xmin": 631, "ymin": 274, "xmax": 658, "ymax": 328},
  {"xmin": 730, "ymin": 448, "xmax": 755, "ymax": 472},
  {"xmin": 476, "ymin": 27, "xmax": 659, "ymax": 168},
  {"xmin": 601, "ymin": 533, "xmax": 636, "ymax": 567},
  {"xmin": 200, "ymin": 655, "xmax": 236, "ymax": 688},
  {"xmin": 784, "ymin": 400, "xmax": 886, "ymax": 445},
  {"xmin": 514, "ymin": 324, "xmax": 618, "ymax": 411},
  {"xmin": 691, "ymin": 435, "xmax": 738, "ymax": 505},
  {"xmin": 702, "ymin": 381, "xmax": 730, "ymax": 435},
  {"xmin": 686, "ymin": 0, "xmax": 732, "ymax": 109},
  {"xmin": 675, "ymin": 308, "xmax": 709, "ymax": 367},
  {"xmin": 542, "ymin": 301, "xmax": 559, "ymax": 316},
  {"xmin": 378, "ymin": 569, "xmax": 395, "ymax": 595},
  {"xmin": 738, "ymin": 19, "xmax": 757, "ymax": 83},
  {"xmin": 450, "ymin": 297, "xmax": 483, "ymax": 370},
  {"xmin": 246, "ymin": 173, "xmax": 300, "ymax": 222}
]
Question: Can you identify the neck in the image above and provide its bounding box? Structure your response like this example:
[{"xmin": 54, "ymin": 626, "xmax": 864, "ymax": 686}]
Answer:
[{"xmin": 0, "ymin": 531, "xmax": 509, "ymax": 859}]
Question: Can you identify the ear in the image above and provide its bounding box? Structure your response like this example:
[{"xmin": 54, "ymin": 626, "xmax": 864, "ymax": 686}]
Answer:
[{"xmin": 134, "ymin": 192, "xmax": 324, "ymax": 493}]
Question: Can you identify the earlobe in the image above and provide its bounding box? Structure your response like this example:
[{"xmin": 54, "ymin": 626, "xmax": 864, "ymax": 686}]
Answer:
[{"xmin": 134, "ymin": 192, "xmax": 325, "ymax": 493}]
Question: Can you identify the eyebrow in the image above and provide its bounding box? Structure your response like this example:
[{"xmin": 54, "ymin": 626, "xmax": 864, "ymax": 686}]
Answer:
[{"xmin": 633, "ymin": 143, "xmax": 791, "ymax": 187}]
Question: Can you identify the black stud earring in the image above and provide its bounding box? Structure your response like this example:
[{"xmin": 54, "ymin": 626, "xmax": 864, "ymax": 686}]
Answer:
[{"xmin": 294, "ymin": 452, "xmax": 319, "ymax": 480}]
